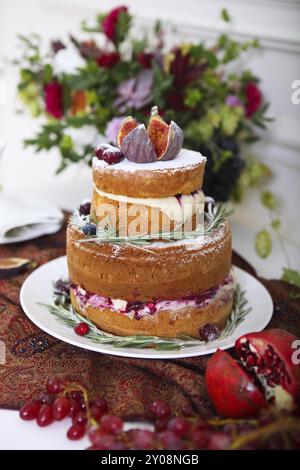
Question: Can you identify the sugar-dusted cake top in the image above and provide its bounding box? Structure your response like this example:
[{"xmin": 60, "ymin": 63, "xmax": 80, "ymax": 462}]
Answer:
[{"xmin": 93, "ymin": 148, "xmax": 206, "ymax": 173}]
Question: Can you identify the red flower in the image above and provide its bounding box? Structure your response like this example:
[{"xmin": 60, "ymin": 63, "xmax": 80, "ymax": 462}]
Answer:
[
  {"xmin": 44, "ymin": 81, "xmax": 63, "ymax": 119},
  {"xmin": 137, "ymin": 52, "xmax": 154, "ymax": 69},
  {"xmin": 170, "ymin": 48, "xmax": 206, "ymax": 88},
  {"xmin": 102, "ymin": 5, "xmax": 128, "ymax": 42},
  {"xmin": 244, "ymin": 81, "xmax": 262, "ymax": 117},
  {"xmin": 97, "ymin": 51, "xmax": 120, "ymax": 68}
]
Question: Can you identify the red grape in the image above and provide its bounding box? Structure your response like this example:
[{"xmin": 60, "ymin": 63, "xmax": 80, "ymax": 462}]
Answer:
[
  {"xmin": 72, "ymin": 410, "xmax": 87, "ymax": 426},
  {"xmin": 53, "ymin": 396, "xmax": 71, "ymax": 421},
  {"xmin": 37, "ymin": 404, "xmax": 54, "ymax": 427},
  {"xmin": 67, "ymin": 423, "xmax": 86, "ymax": 440},
  {"xmin": 167, "ymin": 417, "xmax": 190, "ymax": 437},
  {"xmin": 46, "ymin": 378, "xmax": 64, "ymax": 394},
  {"xmin": 150, "ymin": 400, "xmax": 171, "ymax": 419},
  {"xmin": 100, "ymin": 414, "xmax": 123, "ymax": 435},
  {"xmin": 20, "ymin": 402, "xmax": 40, "ymax": 421}
]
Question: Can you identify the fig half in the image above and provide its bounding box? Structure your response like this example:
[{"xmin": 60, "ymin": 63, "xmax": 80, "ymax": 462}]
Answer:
[
  {"xmin": 147, "ymin": 108, "xmax": 184, "ymax": 161},
  {"xmin": 235, "ymin": 329, "xmax": 300, "ymax": 411},
  {"xmin": 120, "ymin": 124, "xmax": 157, "ymax": 163},
  {"xmin": 0, "ymin": 257, "xmax": 31, "ymax": 279},
  {"xmin": 116, "ymin": 116, "xmax": 139, "ymax": 148},
  {"xmin": 205, "ymin": 349, "xmax": 267, "ymax": 418}
]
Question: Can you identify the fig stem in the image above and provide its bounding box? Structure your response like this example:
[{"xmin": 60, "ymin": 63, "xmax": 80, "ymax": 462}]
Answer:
[
  {"xmin": 151, "ymin": 105, "xmax": 158, "ymax": 116},
  {"xmin": 230, "ymin": 416, "xmax": 300, "ymax": 450}
]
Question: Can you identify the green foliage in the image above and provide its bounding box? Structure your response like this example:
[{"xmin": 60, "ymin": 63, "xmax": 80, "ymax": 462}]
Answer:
[
  {"xmin": 261, "ymin": 190, "xmax": 277, "ymax": 210},
  {"xmin": 255, "ymin": 230, "xmax": 272, "ymax": 259},
  {"xmin": 221, "ymin": 8, "xmax": 231, "ymax": 22},
  {"xmin": 14, "ymin": 6, "xmax": 271, "ymax": 178},
  {"xmin": 282, "ymin": 268, "xmax": 300, "ymax": 288}
]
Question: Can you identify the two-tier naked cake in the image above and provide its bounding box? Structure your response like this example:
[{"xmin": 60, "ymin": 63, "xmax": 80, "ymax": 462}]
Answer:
[{"xmin": 67, "ymin": 108, "xmax": 233, "ymax": 339}]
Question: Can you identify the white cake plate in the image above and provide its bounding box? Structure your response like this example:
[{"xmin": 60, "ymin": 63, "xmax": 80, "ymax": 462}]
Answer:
[{"xmin": 20, "ymin": 256, "xmax": 273, "ymax": 359}]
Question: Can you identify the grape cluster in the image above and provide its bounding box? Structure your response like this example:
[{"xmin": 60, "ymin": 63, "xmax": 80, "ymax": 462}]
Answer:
[{"xmin": 19, "ymin": 378, "xmax": 300, "ymax": 450}]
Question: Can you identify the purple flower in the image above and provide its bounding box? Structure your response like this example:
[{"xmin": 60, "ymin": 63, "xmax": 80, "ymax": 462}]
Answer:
[
  {"xmin": 113, "ymin": 69, "xmax": 153, "ymax": 112},
  {"xmin": 226, "ymin": 94, "xmax": 242, "ymax": 107},
  {"xmin": 105, "ymin": 116, "xmax": 126, "ymax": 144}
]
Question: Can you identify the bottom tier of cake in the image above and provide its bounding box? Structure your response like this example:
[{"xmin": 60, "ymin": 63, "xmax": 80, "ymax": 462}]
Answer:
[{"xmin": 70, "ymin": 273, "xmax": 234, "ymax": 339}]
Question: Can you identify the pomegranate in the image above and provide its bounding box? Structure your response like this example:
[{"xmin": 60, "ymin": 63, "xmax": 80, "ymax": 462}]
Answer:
[
  {"xmin": 205, "ymin": 349, "xmax": 267, "ymax": 418},
  {"xmin": 235, "ymin": 329, "xmax": 300, "ymax": 411}
]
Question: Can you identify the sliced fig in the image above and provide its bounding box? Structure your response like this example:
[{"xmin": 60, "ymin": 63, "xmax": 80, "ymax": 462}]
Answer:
[
  {"xmin": 147, "ymin": 113, "xmax": 169, "ymax": 159},
  {"xmin": 120, "ymin": 124, "xmax": 157, "ymax": 163},
  {"xmin": 0, "ymin": 257, "xmax": 31, "ymax": 279},
  {"xmin": 205, "ymin": 349, "xmax": 267, "ymax": 418},
  {"xmin": 235, "ymin": 329, "xmax": 300, "ymax": 411},
  {"xmin": 116, "ymin": 116, "xmax": 139, "ymax": 148},
  {"xmin": 147, "ymin": 108, "xmax": 183, "ymax": 160},
  {"xmin": 161, "ymin": 120, "xmax": 184, "ymax": 161}
]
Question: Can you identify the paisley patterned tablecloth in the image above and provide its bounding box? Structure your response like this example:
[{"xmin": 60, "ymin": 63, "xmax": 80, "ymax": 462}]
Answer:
[{"xmin": 0, "ymin": 215, "xmax": 299, "ymax": 417}]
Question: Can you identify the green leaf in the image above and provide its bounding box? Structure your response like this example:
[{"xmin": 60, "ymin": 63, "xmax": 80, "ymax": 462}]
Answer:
[
  {"xmin": 271, "ymin": 218, "xmax": 281, "ymax": 231},
  {"xmin": 255, "ymin": 230, "xmax": 272, "ymax": 258},
  {"xmin": 221, "ymin": 8, "xmax": 231, "ymax": 22},
  {"xmin": 43, "ymin": 64, "xmax": 53, "ymax": 84},
  {"xmin": 261, "ymin": 190, "xmax": 277, "ymax": 210},
  {"xmin": 282, "ymin": 268, "xmax": 300, "ymax": 288}
]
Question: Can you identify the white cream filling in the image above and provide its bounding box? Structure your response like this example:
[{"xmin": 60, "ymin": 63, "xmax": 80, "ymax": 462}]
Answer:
[{"xmin": 94, "ymin": 186, "xmax": 205, "ymax": 222}]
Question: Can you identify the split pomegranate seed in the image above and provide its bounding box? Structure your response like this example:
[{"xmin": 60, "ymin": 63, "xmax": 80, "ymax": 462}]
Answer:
[
  {"xmin": 74, "ymin": 322, "xmax": 90, "ymax": 336},
  {"xmin": 53, "ymin": 396, "xmax": 71, "ymax": 421},
  {"xmin": 150, "ymin": 400, "xmax": 171, "ymax": 419},
  {"xmin": 100, "ymin": 414, "xmax": 123, "ymax": 435},
  {"xmin": 46, "ymin": 378, "xmax": 64, "ymax": 395},
  {"xmin": 37, "ymin": 404, "xmax": 54, "ymax": 427},
  {"xmin": 67, "ymin": 423, "xmax": 86, "ymax": 440},
  {"xmin": 20, "ymin": 402, "xmax": 40, "ymax": 421}
]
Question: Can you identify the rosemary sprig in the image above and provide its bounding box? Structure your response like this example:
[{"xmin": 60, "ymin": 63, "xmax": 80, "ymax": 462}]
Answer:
[
  {"xmin": 73, "ymin": 203, "xmax": 234, "ymax": 251},
  {"xmin": 39, "ymin": 284, "xmax": 251, "ymax": 351}
]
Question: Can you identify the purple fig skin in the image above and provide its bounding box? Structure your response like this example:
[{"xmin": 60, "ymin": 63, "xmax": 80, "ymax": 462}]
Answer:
[
  {"xmin": 121, "ymin": 124, "xmax": 157, "ymax": 163},
  {"xmin": 0, "ymin": 257, "xmax": 31, "ymax": 279},
  {"xmin": 160, "ymin": 121, "xmax": 184, "ymax": 161}
]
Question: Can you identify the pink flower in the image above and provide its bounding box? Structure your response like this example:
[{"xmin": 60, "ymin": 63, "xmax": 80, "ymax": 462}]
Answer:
[
  {"xmin": 113, "ymin": 70, "xmax": 153, "ymax": 112},
  {"xmin": 244, "ymin": 82, "xmax": 262, "ymax": 117},
  {"xmin": 105, "ymin": 116, "xmax": 127, "ymax": 144},
  {"xmin": 102, "ymin": 5, "xmax": 128, "ymax": 42},
  {"xmin": 226, "ymin": 94, "xmax": 242, "ymax": 107},
  {"xmin": 44, "ymin": 81, "xmax": 63, "ymax": 118}
]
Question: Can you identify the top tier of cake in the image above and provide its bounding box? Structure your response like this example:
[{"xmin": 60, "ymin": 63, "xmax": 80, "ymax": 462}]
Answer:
[{"xmin": 92, "ymin": 148, "xmax": 206, "ymax": 198}]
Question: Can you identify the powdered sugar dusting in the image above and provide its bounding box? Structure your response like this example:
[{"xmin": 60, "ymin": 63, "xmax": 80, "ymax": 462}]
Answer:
[{"xmin": 93, "ymin": 148, "xmax": 206, "ymax": 173}]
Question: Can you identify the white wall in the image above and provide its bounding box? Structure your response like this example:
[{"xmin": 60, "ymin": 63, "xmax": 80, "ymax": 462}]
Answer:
[{"xmin": 0, "ymin": 0, "xmax": 299, "ymax": 274}]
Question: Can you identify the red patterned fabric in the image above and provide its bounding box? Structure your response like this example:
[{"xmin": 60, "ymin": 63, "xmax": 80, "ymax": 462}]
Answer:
[{"xmin": 0, "ymin": 215, "xmax": 299, "ymax": 418}]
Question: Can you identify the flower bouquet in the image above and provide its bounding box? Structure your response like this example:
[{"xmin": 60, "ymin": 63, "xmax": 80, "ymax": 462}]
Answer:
[{"xmin": 16, "ymin": 5, "xmax": 271, "ymax": 202}]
